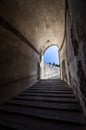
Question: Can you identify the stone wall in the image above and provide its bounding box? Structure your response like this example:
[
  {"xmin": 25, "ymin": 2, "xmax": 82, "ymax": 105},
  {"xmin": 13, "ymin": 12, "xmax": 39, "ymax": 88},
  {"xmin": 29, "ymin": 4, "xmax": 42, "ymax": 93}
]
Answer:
[
  {"xmin": 67, "ymin": 0, "xmax": 86, "ymax": 116},
  {"xmin": 42, "ymin": 63, "xmax": 60, "ymax": 79},
  {"xmin": 60, "ymin": 0, "xmax": 86, "ymax": 116},
  {"xmin": 0, "ymin": 0, "xmax": 64, "ymax": 104},
  {"xmin": 67, "ymin": 0, "xmax": 86, "ymax": 98},
  {"xmin": 0, "ymin": 19, "xmax": 40, "ymax": 104},
  {"xmin": 59, "ymin": 37, "xmax": 70, "ymax": 85},
  {"xmin": 0, "ymin": 0, "xmax": 65, "ymax": 51}
]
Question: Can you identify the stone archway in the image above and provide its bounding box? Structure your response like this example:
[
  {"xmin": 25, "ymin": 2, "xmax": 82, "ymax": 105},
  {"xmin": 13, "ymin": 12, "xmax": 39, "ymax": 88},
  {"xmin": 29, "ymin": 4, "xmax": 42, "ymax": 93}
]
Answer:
[{"xmin": 40, "ymin": 45, "xmax": 60, "ymax": 79}]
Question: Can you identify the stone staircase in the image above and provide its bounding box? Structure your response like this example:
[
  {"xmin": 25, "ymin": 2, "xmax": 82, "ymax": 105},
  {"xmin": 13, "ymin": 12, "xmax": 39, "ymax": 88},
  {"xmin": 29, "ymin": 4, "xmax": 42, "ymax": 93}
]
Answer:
[{"xmin": 0, "ymin": 79, "xmax": 86, "ymax": 130}]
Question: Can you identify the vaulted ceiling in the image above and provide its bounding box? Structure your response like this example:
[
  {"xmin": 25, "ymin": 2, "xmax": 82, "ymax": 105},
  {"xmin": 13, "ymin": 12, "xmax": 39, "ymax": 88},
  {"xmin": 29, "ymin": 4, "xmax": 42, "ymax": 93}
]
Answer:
[{"xmin": 0, "ymin": 0, "xmax": 65, "ymax": 53}]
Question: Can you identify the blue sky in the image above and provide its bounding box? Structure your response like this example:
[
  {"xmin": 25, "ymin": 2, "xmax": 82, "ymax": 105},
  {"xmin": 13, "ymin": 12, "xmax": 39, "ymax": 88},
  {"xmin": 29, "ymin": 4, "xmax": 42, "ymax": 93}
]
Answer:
[{"xmin": 44, "ymin": 46, "xmax": 59, "ymax": 65}]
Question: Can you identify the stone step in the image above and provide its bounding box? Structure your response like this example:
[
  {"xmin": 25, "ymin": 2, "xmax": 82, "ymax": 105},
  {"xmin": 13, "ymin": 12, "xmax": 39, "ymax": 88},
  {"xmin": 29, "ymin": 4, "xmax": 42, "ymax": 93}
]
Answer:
[
  {"xmin": 24, "ymin": 90, "xmax": 73, "ymax": 94},
  {"xmin": 7, "ymin": 99, "xmax": 82, "ymax": 111},
  {"xmin": 19, "ymin": 92, "xmax": 75, "ymax": 98},
  {"xmin": 36, "ymin": 83, "xmax": 68, "ymax": 85},
  {"xmin": 30, "ymin": 87, "xmax": 70, "ymax": 90},
  {"xmin": 28, "ymin": 88, "xmax": 71, "ymax": 91},
  {"xmin": 31, "ymin": 82, "xmax": 69, "ymax": 86},
  {"xmin": 0, "ymin": 112, "xmax": 86, "ymax": 130},
  {"xmin": 35, "ymin": 83, "xmax": 68, "ymax": 86},
  {"xmin": 0, "ymin": 104, "xmax": 85, "ymax": 124},
  {"xmin": 0, "ymin": 79, "xmax": 85, "ymax": 128},
  {"xmin": 38, "ymin": 80, "xmax": 66, "ymax": 83},
  {"xmin": 15, "ymin": 95, "xmax": 78, "ymax": 103},
  {"xmin": 31, "ymin": 85, "xmax": 69, "ymax": 87},
  {"xmin": 32, "ymin": 83, "xmax": 68, "ymax": 86}
]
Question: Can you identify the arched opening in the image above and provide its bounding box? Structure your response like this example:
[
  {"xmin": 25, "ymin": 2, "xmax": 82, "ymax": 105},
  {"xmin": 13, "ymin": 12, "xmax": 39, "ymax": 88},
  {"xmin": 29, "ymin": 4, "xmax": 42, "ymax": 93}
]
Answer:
[{"xmin": 40, "ymin": 46, "xmax": 60, "ymax": 79}]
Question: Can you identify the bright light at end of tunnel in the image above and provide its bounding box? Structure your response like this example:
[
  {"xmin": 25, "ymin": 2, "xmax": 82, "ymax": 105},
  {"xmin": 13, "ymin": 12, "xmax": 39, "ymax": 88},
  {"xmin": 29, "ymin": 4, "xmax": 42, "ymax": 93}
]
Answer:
[{"xmin": 43, "ymin": 46, "xmax": 59, "ymax": 65}]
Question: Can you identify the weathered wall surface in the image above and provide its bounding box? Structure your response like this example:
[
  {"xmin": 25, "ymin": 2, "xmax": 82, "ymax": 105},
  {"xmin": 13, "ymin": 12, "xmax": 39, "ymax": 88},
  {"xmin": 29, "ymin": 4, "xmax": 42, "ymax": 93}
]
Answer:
[
  {"xmin": 59, "ymin": 38, "xmax": 70, "ymax": 85},
  {"xmin": 0, "ymin": 23, "xmax": 40, "ymax": 104},
  {"xmin": 65, "ymin": 7, "xmax": 79, "ymax": 97},
  {"xmin": 60, "ymin": 0, "xmax": 86, "ymax": 116},
  {"xmin": 0, "ymin": 0, "xmax": 65, "ymax": 51},
  {"xmin": 67, "ymin": 0, "xmax": 86, "ymax": 98},
  {"xmin": 67, "ymin": 0, "xmax": 86, "ymax": 116},
  {"xmin": 0, "ymin": 0, "xmax": 64, "ymax": 104},
  {"xmin": 42, "ymin": 63, "xmax": 60, "ymax": 79}
]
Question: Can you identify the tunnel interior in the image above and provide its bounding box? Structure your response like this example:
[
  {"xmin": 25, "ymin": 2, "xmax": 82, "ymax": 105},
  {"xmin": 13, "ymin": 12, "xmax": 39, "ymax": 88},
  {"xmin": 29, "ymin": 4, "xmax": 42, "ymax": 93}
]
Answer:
[{"xmin": 0, "ymin": 0, "xmax": 86, "ymax": 116}]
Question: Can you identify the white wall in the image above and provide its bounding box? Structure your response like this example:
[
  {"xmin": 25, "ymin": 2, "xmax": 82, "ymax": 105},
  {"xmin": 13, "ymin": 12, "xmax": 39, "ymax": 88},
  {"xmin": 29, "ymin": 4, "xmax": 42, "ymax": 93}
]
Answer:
[{"xmin": 41, "ymin": 63, "xmax": 60, "ymax": 79}]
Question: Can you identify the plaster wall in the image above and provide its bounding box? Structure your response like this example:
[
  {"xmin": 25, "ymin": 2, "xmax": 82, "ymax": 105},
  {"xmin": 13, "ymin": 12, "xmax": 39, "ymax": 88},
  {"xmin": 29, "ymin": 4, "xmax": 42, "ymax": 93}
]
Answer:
[
  {"xmin": 0, "ymin": 0, "xmax": 65, "ymax": 51},
  {"xmin": 61, "ymin": 0, "xmax": 86, "ymax": 116},
  {"xmin": 67, "ymin": 0, "xmax": 86, "ymax": 98},
  {"xmin": 0, "ymin": 25, "xmax": 40, "ymax": 104},
  {"xmin": 0, "ymin": 0, "xmax": 65, "ymax": 104},
  {"xmin": 42, "ymin": 63, "xmax": 60, "ymax": 79}
]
